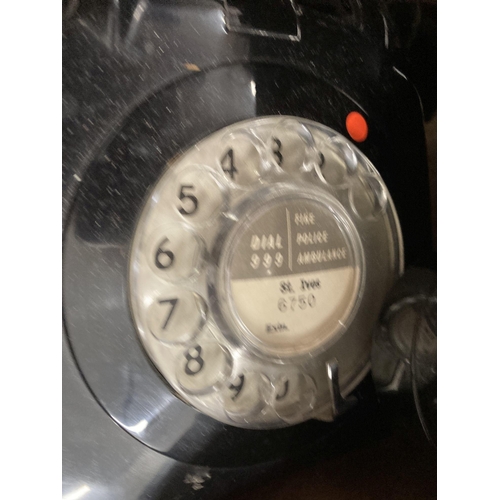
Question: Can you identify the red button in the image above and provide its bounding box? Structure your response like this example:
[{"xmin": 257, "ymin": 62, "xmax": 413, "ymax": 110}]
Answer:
[{"xmin": 346, "ymin": 111, "xmax": 368, "ymax": 142}]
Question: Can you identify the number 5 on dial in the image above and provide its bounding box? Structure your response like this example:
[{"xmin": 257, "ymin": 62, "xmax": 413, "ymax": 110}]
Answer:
[{"xmin": 178, "ymin": 184, "xmax": 198, "ymax": 215}]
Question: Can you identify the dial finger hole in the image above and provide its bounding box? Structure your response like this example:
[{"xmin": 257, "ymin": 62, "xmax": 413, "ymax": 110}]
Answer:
[
  {"xmin": 218, "ymin": 131, "xmax": 266, "ymax": 186},
  {"xmin": 313, "ymin": 140, "xmax": 348, "ymax": 186},
  {"xmin": 147, "ymin": 225, "xmax": 205, "ymax": 282},
  {"xmin": 147, "ymin": 290, "xmax": 208, "ymax": 344},
  {"xmin": 176, "ymin": 337, "xmax": 232, "ymax": 395},
  {"xmin": 220, "ymin": 371, "xmax": 271, "ymax": 422},
  {"xmin": 328, "ymin": 137, "xmax": 358, "ymax": 175},
  {"xmin": 271, "ymin": 372, "xmax": 316, "ymax": 423},
  {"xmin": 167, "ymin": 165, "xmax": 227, "ymax": 225},
  {"xmin": 349, "ymin": 174, "xmax": 388, "ymax": 219},
  {"xmin": 267, "ymin": 119, "xmax": 317, "ymax": 175}
]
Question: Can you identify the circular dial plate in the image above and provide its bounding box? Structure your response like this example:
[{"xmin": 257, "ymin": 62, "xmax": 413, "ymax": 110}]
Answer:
[{"xmin": 129, "ymin": 116, "xmax": 402, "ymax": 429}]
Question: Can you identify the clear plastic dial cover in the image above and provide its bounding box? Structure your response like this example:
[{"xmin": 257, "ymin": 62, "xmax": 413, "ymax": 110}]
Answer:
[{"xmin": 129, "ymin": 116, "xmax": 403, "ymax": 428}]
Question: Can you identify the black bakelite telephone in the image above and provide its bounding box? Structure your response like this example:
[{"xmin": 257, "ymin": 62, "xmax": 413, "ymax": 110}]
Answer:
[{"xmin": 63, "ymin": 1, "xmax": 435, "ymax": 498}]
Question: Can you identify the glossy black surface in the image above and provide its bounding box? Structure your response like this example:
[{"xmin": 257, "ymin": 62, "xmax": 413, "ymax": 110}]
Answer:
[
  {"xmin": 63, "ymin": 0, "xmax": 435, "ymax": 496},
  {"xmin": 224, "ymin": 0, "xmax": 299, "ymax": 39}
]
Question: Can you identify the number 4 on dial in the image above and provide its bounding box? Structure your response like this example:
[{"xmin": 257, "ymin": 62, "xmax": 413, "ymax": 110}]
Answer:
[{"xmin": 220, "ymin": 148, "xmax": 238, "ymax": 179}]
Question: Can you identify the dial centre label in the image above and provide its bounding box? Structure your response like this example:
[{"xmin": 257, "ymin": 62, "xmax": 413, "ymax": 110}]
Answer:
[{"xmin": 228, "ymin": 199, "xmax": 359, "ymax": 353}]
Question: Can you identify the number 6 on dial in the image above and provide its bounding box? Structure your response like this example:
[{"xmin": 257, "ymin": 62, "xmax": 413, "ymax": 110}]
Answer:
[{"xmin": 155, "ymin": 238, "xmax": 175, "ymax": 270}]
